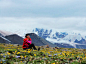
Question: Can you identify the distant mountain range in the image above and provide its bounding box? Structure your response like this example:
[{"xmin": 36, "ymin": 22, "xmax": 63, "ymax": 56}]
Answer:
[
  {"xmin": 0, "ymin": 30, "xmax": 56, "ymax": 47},
  {"xmin": 33, "ymin": 28, "xmax": 86, "ymax": 49},
  {"xmin": 1, "ymin": 28, "xmax": 86, "ymax": 49}
]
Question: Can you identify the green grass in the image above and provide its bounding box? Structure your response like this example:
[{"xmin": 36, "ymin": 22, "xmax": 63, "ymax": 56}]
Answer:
[{"xmin": 0, "ymin": 43, "xmax": 86, "ymax": 64}]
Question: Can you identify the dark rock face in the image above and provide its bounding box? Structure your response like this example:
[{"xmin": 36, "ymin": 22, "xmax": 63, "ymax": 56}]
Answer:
[
  {"xmin": 74, "ymin": 38, "xmax": 86, "ymax": 44},
  {"xmin": 33, "ymin": 28, "xmax": 52, "ymax": 39},
  {"xmin": 0, "ymin": 33, "xmax": 10, "ymax": 43},
  {"xmin": 0, "ymin": 36, "xmax": 11, "ymax": 44},
  {"xmin": 33, "ymin": 28, "xmax": 68, "ymax": 39},
  {"xmin": 55, "ymin": 32, "xmax": 68, "ymax": 38},
  {"xmin": 27, "ymin": 33, "xmax": 57, "ymax": 47},
  {"xmin": 0, "ymin": 33, "xmax": 4, "ymax": 37},
  {"xmin": 5, "ymin": 34, "xmax": 23, "ymax": 45}
]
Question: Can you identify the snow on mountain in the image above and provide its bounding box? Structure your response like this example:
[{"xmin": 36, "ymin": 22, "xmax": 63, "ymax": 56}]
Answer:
[
  {"xmin": 32, "ymin": 28, "xmax": 86, "ymax": 49},
  {"xmin": 0, "ymin": 36, "xmax": 11, "ymax": 42},
  {"xmin": 3, "ymin": 28, "xmax": 86, "ymax": 49},
  {"xmin": 46, "ymin": 37, "xmax": 80, "ymax": 48}
]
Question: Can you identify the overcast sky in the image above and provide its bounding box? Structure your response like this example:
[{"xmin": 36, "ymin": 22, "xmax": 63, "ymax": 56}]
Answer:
[{"xmin": 0, "ymin": 0, "xmax": 86, "ymax": 35}]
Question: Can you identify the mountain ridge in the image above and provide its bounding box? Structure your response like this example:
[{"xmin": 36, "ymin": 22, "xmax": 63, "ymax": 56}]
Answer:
[
  {"xmin": 0, "ymin": 32, "xmax": 57, "ymax": 47},
  {"xmin": 33, "ymin": 28, "xmax": 86, "ymax": 49}
]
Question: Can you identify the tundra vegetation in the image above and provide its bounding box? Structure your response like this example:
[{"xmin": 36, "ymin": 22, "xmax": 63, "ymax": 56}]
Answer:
[{"xmin": 0, "ymin": 43, "xmax": 86, "ymax": 64}]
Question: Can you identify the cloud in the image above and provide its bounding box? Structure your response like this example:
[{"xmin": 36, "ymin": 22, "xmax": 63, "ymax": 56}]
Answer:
[
  {"xmin": 0, "ymin": 0, "xmax": 86, "ymax": 35},
  {"xmin": 0, "ymin": 17, "xmax": 86, "ymax": 35},
  {"xmin": 0, "ymin": 0, "xmax": 86, "ymax": 17},
  {"xmin": 0, "ymin": 0, "xmax": 73, "ymax": 8},
  {"xmin": 0, "ymin": 0, "xmax": 13, "ymax": 8}
]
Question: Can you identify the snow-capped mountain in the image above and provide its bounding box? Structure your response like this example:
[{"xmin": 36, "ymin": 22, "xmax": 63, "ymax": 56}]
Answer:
[
  {"xmin": 2, "ymin": 28, "xmax": 86, "ymax": 49},
  {"xmin": 33, "ymin": 28, "xmax": 86, "ymax": 49}
]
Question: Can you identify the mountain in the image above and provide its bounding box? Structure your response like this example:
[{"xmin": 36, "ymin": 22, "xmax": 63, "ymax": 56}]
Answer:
[
  {"xmin": 32, "ymin": 28, "xmax": 86, "ymax": 49},
  {"xmin": 25, "ymin": 33, "xmax": 57, "ymax": 47},
  {"xmin": 0, "ymin": 31, "xmax": 11, "ymax": 44},
  {"xmin": 0, "ymin": 30, "xmax": 57, "ymax": 47},
  {"xmin": 0, "ymin": 36, "xmax": 11, "ymax": 44},
  {"xmin": 1, "ymin": 28, "xmax": 86, "ymax": 48},
  {"xmin": 5, "ymin": 34, "xmax": 23, "ymax": 44},
  {"xmin": 0, "ymin": 31, "xmax": 23, "ymax": 45},
  {"xmin": 74, "ymin": 38, "xmax": 86, "ymax": 44}
]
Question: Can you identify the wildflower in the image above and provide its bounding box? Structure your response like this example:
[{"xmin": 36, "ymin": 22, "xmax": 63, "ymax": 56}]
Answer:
[
  {"xmin": 61, "ymin": 58, "xmax": 63, "ymax": 59},
  {"xmin": 80, "ymin": 56, "xmax": 82, "ymax": 58},
  {"xmin": 58, "ymin": 54, "xmax": 60, "ymax": 56},
  {"xmin": 33, "ymin": 50, "xmax": 37, "ymax": 51},
  {"xmin": 28, "ymin": 51, "xmax": 30, "ymax": 53},
  {"xmin": 0, "ymin": 61, "xmax": 2, "ymax": 63},
  {"xmin": 24, "ymin": 55, "xmax": 26, "ymax": 58},
  {"xmin": 85, "ymin": 57, "xmax": 86, "ymax": 59},
  {"xmin": 16, "ymin": 56, "xmax": 20, "ymax": 58},
  {"xmin": 52, "ymin": 63, "xmax": 55, "ymax": 64},
  {"xmin": 34, "ymin": 54, "xmax": 36, "ymax": 56},
  {"xmin": 7, "ymin": 52, "xmax": 10, "ymax": 55},
  {"xmin": 1, "ymin": 54, "xmax": 3, "ymax": 56},
  {"xmin": 17, "ymin": 52, "xmax": 20, "ymax": 54},
  {"xmin": 72, "ymin": 54, "xmax": 74, "ymax": 56},
  {"xmin": 15, "ymin": 51, "xmax": 17, "ymax": 53},
  {"xmin": 85, "ymin": 54, "xmax": 86, "ymax": 56},
  {"xmin": 3, "ymin": 56, "xmax": 6, "ymax": 58},
  {"xmin": 27, "ymin": 49, "xmax": 31, "ymax": 51},
  {"xmin": 20, "ymin": 56, "xmax": 24, "ymax": 58},
  {"xmin": 30, "ymin": 56, "xmax": 32, "ymax": 58},
  {"xmin": 62, "ymin": 53, "xmax": 65, "ymax": 56},
  {"xmin": 20, "ymin": 61, "xmax": 22, "ymax": 62},
  {"xmin": 5, "ymin": 54, "xmax": 7, "ymax": 55},
  {"xmin": 54, "ymin": 54, "xmax": 57, "ymax": 55},
  {"xmin": 82, "ymin": 58, "xmax": 85, "ymax": 60},
  {"xmin": 48, "ymin": 55, "xmax": 52, "ymax": 57},
  {"xmin": 60, "ymin": 53, "xmax": 62, "ymax": 54}
]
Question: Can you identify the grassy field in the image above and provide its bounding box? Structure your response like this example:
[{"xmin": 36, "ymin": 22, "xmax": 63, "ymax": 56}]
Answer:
[{"xmin": 0, "ymin": 43, "xmax": 86, "ymax": 64}]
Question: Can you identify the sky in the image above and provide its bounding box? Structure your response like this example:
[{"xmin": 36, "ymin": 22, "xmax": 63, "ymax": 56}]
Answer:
[{"xmin": 0, "ymin": 0, "xmax": 86, "ymax": 35}]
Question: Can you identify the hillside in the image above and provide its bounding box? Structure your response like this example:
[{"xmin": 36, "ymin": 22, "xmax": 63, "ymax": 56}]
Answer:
[{"xmin": 0, "ymin": 43, "xmax": 86, "ymax": 64}]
